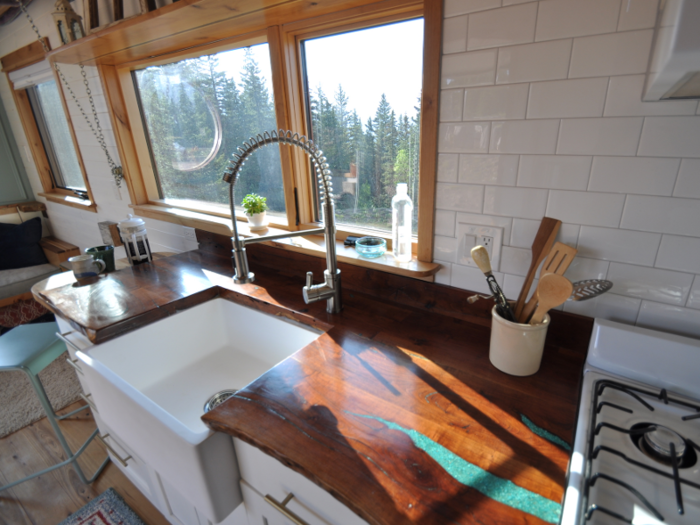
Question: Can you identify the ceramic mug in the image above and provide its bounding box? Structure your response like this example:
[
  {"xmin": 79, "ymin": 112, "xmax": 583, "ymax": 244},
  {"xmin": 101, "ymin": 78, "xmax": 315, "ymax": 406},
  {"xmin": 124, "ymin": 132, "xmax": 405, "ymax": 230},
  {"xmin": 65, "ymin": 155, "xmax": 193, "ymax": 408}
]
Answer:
[
  {"xmin": 69, "ymin": 254, "xmax": 106, "ymax": 282},
  {"xmin": 85, "ymin": 245, "xmax": 115, "ymax": 272}
]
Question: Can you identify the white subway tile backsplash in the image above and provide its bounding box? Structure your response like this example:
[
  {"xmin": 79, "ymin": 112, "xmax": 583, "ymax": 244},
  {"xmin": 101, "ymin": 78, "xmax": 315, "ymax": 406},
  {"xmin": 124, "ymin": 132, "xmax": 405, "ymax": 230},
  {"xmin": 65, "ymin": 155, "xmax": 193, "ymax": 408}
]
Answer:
[
  {"xmin": 443, "ymin": 15, "xmax": 468, "ymax": 54},
  {"xmin": 577, "ymin": 226, "xmax": 661, "ymax": 265},
  {"xmin": 527, "ymin": 78, "xmax": 608, "ymax": 118},
  {"xmin": 536, "ymin": 0, "xmax": 621, "ymax": 42},
  {"xmin": 637, "ymin": 117, "xmax": 700, "ymax": 158},
  {"xmin": 655, "ymin": 235, "xmax": 700, "ymax": 274},
  {"xmin": 434, "ymin": 236, "xmax": 459, "ymax": 263},
  {"xmin": 451, "ymin": 263, "xmax": 504, "ymax": 294},
  {"xmin": 499, "ymin": 245, "xmax": 532, "ymax": 276},
  {"xmin": 458, "ymin": 154, "xmax": 519, "ymax": 185},
  {"xmin": 456, "ymin": 212, "xmax": 513, "ymax": 243},
  {"xmin": 673, "ymin": 159, "xmax": 700, "ymax": 198},
  {"xmin": 517, "ymin": 155, "xmax": 592, "ymax": 190},
  {"xmin": 604, "ymin": 75, "xmax": 697, "ymax": 117},
  {"xmin": 547, "ymin": 190, "xmax": 625, "ymax": 227},
  {"xmin": 468, "ymin": 3, "xmax": 537, "ymax": 50},
  {"xmin": 621, "ymin": 195, "xmax": 700, "ymax": 236},
  {"xmin": 491, "ymin": 120, "xmax": 560, "ymax": 154},
  {"xmin": 462, "ymin": 84, "xmax": 529, "ymax": 121},
  {"xmin": 565, "ymin": 256, "xmax": 609, "ymax": 282},
  {"xmin": 557, "ymin": 118, "xmax": 643, "ymax": 156},
  {"xmin": 637, "ymin": 301, "xmax": 700, "ymax": 339},
  {"xmin": 442, "ymin": 51, "xmax": 498, "ymax": 88},
  {"xmin": 496, "ymin": 40, "xmax": 573, "ymax": 84},
  {"xmin": 440, "ymin": 89, "xmax": 465, "ymax": 122},
  {"xmin": 688, "ymin": 277, "xmax": 700, "ymax": 310},
  {"xmin": 502, "ymin": 0, "xmax": 534, "ymax": 4},
  {"xmin": 438, "ymin": 154, "xmax": 459, "ymax": 182},
  {"xmin": 483, "ymin": 186, "xmax": 549, "ymax": 219},
  {"xmin": 563, "ymin": 293, "xmax": 641, "ymax": 325},
  {"xmin": 439, "ymin": 123, "xmax": 491, "ymax": 153},
  {"xmin": 435, "ymin": 210, "xmax": 457, "ymax": 237},
  {"xmin": 617, "ymin": 0, "xmax": 659, "ymax": 31},
  {"xmin": 588, "ymin": 156, "xmax": 680, "ymax": 195},
  {"xmin": 434, "ymin": 260, "xmax": 453, "ymax": 286},
  {"xmin": 436, "ymin": 183, "xmax": 484, "ymax": 212},
  {"xmin": 569, "ymin": 30, "xmax": 653, "ymax": 78},
  {"xmin": 445, "ymin": 0, "xmax": 502, "ymax": 17},
  {"xmin": 607, "ymin": 262, "xmax": 693, "ymax": 305}
]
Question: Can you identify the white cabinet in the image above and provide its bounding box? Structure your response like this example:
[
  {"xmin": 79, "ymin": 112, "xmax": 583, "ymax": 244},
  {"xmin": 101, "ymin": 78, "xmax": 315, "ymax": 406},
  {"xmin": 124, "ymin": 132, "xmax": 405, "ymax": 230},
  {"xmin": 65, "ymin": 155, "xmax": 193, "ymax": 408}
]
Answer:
[{"xmin": 234, "ymin": 438, "xmax": 368, "ymax": 525}]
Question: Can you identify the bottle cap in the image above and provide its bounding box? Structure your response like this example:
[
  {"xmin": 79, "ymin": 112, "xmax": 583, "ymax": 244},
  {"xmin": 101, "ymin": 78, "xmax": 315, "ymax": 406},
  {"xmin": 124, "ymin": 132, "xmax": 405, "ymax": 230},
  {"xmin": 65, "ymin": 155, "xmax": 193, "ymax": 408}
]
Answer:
[{"xmin": 397, "ymin": 183, "xmax": 408, "ymax": 194}]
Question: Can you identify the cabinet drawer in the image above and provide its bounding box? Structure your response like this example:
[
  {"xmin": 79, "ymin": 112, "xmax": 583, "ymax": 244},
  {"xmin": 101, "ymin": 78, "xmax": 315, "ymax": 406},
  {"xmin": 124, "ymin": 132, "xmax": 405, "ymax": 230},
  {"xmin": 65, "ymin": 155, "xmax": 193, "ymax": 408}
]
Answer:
[
  {"xmin": 234, "ymin": 439, "xmax": 368, "ymax": 525},
  {"xmin": 55, "ymin": 318, "xmax": 94, "ymax": 396},
  {"xmin": 99, "ymin": 424, "xmax": 155, "ymax": 502},
  {"xmin": 241, "ymin": 479, "xmax": 332, "ymax": 525}
]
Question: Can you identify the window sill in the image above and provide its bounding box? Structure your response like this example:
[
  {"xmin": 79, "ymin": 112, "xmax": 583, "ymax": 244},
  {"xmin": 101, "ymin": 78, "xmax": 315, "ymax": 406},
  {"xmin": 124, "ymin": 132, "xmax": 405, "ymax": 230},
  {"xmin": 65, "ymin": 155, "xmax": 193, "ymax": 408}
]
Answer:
[
  {"xmin": 132, "ymin": 203, "xmax": 440, "ymax": 280},
  {"xmin": 39, "ymin": 192, "xmax": 97, "ymax": 213}
]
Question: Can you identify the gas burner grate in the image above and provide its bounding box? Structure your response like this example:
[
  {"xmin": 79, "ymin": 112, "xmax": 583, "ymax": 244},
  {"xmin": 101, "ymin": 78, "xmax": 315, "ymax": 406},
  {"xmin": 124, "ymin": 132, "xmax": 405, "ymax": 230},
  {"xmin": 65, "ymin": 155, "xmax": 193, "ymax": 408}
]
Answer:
[{"xmin": 583, "ymin": 379, "xmax": 700, "ymax": 523}]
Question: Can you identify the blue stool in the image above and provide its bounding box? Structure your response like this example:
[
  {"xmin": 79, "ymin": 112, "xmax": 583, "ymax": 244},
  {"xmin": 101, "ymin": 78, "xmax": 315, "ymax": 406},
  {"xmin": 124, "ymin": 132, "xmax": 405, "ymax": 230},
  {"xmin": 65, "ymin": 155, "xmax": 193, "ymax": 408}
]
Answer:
[{"xmin": 0, "ymin": 321, "xmax": 109, "ymax": 492}]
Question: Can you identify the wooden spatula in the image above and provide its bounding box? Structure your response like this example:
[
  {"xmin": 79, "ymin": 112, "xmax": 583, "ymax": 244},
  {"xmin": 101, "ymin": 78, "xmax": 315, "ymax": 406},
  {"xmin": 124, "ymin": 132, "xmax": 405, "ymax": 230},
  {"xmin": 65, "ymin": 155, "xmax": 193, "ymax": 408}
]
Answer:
[
  {"xmin": 513, "ymin": 217, "xmax": 561, "ymax": 322},
  {"xmin": 530, "ymin": 274, "xmax": 573, "ymax": 325},
  {"xmin": 519, "ymin": 242, "xmax": 578, "ymax": 323}
]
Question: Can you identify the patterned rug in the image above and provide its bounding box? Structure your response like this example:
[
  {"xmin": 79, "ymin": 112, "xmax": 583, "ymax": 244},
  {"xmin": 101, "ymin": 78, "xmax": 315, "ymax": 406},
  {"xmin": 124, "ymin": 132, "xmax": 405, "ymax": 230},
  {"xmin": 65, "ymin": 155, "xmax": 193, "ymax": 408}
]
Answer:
[
  {"xmin": 0, "ymin": 298, "xmax": 50, "ymax": 334},
  {"xmin": 58, "ymin": 488, "xmax": 146, "ymax": 525}
]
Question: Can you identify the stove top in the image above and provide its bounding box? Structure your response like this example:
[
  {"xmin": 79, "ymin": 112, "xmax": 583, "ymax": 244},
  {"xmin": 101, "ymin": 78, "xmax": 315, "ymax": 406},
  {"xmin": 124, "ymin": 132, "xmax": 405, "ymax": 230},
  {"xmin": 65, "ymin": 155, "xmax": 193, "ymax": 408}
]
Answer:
[{"xmin": 562, "ymin": 320, "xmax": 700, "ymax": 525}]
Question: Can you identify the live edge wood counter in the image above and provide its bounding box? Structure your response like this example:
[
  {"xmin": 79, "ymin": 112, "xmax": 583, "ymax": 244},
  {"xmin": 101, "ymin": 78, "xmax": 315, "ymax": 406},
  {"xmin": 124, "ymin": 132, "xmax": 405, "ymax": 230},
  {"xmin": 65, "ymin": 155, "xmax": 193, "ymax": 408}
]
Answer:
[{"xmin": 33, "ymin": 238, "xmax": 593, "ymax": 525}]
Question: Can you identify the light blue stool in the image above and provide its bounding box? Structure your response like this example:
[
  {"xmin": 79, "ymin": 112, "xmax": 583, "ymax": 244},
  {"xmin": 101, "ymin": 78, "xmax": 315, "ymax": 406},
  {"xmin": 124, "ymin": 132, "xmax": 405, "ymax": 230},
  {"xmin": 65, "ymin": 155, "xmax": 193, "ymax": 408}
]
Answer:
[{"xmin": 0, "ymin": 321, "xmax": 109, "ymax": 492}]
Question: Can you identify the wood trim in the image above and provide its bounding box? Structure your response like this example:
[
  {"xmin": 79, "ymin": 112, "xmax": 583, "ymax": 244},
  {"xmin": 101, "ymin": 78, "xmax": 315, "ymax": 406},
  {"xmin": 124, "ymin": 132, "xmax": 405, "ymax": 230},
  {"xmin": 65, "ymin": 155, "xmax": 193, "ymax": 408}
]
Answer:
[
  {"xmin": 416, "ymin": 0, "xmax": 441, "ymax": 263},
  {"xmin": 38, "ymin": 192, "xmax": 98, "ymax": 212},
  {"xmin": 0, "ymin": 201, "xmax": 46, "ymax": 215},
  {"xmin": 0, "ymin": 292, "xmax": 35, "ymax": 309},
  {"xmin": 98, "ymin": 63, "xmax": 148, "ymax": 205},
  {"xmin": 0, "ymin": 38, "xmax": 50, "ymax": 73}
]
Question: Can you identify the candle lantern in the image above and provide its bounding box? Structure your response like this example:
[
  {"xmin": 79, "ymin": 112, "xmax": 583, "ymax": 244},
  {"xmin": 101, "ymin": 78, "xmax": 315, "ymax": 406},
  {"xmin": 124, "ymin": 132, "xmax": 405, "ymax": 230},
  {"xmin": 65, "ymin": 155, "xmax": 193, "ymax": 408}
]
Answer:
[
  {"xmin": 117, "ymin": 214, "xmax": 153, "ymax": 265},
  {"xmin": 52, "ymin": 0, "xmax": 85, "ymax": 46}
]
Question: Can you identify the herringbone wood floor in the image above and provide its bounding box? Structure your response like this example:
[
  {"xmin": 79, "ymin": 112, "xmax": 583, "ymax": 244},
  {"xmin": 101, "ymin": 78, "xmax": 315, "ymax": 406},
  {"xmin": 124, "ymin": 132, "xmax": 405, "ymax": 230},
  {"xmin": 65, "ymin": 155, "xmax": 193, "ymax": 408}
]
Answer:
[{"xmin": 0, "ymin": 401, "xmax": 169, "ymax": 525}]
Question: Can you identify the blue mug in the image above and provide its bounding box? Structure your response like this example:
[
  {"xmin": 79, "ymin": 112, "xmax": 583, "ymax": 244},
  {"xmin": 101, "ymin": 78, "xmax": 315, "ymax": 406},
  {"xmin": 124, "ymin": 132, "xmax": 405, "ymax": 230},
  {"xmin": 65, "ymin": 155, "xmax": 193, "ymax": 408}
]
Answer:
[{"xmin": 69, "ymin": 254, "xmax": 106, "ymax": 283}]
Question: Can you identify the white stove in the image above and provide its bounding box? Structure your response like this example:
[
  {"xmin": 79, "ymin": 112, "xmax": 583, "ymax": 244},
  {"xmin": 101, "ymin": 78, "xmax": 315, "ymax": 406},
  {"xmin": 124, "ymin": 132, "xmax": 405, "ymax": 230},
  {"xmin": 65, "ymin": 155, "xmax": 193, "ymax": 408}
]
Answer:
[{"xmin": 562, "ymin": 319, "xmax": 700, "ymax": 525}]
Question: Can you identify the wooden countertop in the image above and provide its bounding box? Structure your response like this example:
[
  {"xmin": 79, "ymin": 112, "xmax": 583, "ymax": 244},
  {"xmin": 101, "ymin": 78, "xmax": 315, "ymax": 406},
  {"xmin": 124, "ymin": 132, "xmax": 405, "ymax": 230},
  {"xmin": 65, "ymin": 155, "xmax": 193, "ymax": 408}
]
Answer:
[{"xmin": 33, "ymin": 236, "xmax": 592, "ymax": 525}]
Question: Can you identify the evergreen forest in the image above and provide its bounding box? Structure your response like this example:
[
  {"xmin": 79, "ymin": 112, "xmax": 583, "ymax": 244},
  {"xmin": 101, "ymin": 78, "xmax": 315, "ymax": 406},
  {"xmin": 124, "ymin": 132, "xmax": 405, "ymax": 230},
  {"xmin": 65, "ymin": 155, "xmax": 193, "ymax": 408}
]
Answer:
[{"xmin": 136, "ymin": 47, "xmax": 420, "ymax": 232}]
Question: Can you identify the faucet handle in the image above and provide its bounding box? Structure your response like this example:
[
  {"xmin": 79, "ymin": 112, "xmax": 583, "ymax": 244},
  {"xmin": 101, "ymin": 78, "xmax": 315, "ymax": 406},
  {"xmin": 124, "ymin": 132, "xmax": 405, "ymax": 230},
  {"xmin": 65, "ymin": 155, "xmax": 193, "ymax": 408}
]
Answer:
[{"xmin": 305, "ymin": 271, "xmax": 314, "ymax": 288}]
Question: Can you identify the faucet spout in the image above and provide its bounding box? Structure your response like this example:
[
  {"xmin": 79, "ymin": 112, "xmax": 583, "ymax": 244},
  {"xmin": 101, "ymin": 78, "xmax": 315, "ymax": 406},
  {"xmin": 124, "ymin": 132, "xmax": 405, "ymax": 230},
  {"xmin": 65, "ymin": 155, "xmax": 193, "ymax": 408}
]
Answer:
[{"xmin": 223, "ymin": 130, "xmax": 342, "ymax": 313}]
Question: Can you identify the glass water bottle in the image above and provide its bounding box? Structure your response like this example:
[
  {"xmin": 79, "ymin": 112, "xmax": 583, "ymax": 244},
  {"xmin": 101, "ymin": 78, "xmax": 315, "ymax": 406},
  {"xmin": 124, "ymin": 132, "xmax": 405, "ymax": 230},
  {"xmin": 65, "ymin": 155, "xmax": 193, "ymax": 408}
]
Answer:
[{"xmin": 392, "ymin": 183, "xmax": 413, "ymax": 262}]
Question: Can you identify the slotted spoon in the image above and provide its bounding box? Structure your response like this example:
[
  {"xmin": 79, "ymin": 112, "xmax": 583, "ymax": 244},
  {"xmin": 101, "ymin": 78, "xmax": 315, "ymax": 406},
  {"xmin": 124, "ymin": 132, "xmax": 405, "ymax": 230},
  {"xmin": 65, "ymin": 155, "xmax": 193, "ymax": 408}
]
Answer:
[{"xmin": 569, "ymin": 279, "xmax": 613, "ymax": 301}]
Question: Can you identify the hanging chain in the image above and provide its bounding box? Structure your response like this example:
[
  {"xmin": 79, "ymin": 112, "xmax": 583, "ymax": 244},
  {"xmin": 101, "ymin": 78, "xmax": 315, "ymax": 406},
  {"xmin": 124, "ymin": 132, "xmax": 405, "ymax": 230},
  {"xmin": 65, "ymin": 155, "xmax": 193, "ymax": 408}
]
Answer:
[{"xmin": 19, "ymin": 1, "xmax": 124, "ymax": 189}]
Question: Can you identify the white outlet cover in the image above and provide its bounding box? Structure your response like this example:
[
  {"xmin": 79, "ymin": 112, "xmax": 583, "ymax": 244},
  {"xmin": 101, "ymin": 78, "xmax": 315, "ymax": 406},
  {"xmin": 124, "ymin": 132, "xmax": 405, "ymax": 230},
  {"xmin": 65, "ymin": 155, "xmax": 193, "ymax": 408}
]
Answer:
[
  {"xmin": 183, "ymin": 226, "xmax": 197, "ymax": 241},
  {"xmin": 457, "ymin": 224, "xmax": 503, "ymax": 271}
]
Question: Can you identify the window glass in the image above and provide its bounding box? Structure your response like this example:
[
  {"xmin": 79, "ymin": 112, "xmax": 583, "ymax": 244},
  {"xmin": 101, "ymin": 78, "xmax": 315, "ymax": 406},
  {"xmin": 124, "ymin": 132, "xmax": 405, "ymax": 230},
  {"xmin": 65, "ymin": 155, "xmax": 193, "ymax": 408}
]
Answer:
[
  {"xmin": 28, "ymin": 79, "xmax": 85, "ymax": 191},
  {"xmin": 133, "ymin": 44, "xmax": 286, "ymax": 217},
  {"xmin": 302, "ymin": 19, "xmax": 423, "ymax": 233}
]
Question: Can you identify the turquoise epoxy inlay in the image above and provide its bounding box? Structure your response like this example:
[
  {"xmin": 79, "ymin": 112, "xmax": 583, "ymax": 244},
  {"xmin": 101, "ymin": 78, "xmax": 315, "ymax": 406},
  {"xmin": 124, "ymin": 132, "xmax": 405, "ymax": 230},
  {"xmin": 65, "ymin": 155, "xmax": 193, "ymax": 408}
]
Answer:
[
  {"xmin": 347, "ymin": 411, "xmax": 561, "ymax": 524},
  {"xmin": 520, "ymin": 414, "xmax": 572, "ymax": 452}
]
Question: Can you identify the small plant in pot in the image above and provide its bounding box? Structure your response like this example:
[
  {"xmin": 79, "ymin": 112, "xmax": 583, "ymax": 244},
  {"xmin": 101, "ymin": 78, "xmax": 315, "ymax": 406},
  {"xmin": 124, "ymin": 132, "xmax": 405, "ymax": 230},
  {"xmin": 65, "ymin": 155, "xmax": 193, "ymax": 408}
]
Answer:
[{"xmin": 242, "ymin": 193, "xmax": 268, "ymax": 230}]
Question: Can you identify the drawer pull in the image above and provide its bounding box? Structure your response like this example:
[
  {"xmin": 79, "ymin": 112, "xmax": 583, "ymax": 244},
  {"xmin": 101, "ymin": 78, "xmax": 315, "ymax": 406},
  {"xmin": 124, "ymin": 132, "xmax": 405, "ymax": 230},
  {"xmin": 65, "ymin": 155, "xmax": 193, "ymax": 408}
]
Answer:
[
  {"xmin": 79, "ymin": 393, "xmax": 97, "ymax": 412},
  {"xmin": 96, "ymin": 434, "xmax": 132, "ymax": 467},
  {"xmin": 56, "ymin": 331, "xmax": 81, "ymax": 352},
  {"xmin": 65, "ymin": 358, "xmax": 83, "ymax": 375},
  {"xmin": 264, "ymin": 493, "xmax": 309, "ymax": 525}
]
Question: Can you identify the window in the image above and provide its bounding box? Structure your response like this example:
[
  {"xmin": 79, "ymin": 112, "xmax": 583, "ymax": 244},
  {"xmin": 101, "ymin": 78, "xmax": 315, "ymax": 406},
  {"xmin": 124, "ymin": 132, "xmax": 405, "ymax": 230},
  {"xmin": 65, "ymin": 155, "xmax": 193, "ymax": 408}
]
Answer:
[
  {"xmin": 27, "ymin": 79, "xmax": 86, "ymax": 195},
  {"xmin": 132, "ymin": 44, "xmax": 287, "ymax": 220},
  {"xmin": 301, "ymin": 19, "xmax": 423, "ymax": 234}
]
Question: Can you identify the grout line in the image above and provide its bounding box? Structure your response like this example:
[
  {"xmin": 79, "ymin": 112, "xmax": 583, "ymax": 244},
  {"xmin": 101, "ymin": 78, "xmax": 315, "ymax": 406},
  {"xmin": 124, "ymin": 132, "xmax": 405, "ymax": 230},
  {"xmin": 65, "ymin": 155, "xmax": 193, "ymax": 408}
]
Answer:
[
  {"xmin": 601, "ymin": 76, "xmax": 611, "ymax": 117},
  {"xmin": 670, "ymin": 158, "xmax": 683, "ymax": 197}
]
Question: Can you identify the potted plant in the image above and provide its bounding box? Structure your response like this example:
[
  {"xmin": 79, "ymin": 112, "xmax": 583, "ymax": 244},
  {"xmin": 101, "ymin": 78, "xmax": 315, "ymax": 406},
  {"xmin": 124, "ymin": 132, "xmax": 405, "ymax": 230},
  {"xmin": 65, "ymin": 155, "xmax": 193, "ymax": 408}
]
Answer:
[{"xmin": 242, "ymin": 193, "xmax": 268, "ymax": 230}]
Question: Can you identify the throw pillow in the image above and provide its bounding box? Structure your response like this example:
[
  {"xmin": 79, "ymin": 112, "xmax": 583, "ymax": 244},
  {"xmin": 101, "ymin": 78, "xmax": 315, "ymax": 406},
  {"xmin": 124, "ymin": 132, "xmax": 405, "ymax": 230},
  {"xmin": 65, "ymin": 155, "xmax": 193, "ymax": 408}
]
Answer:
[{"xmin": 0, "ymin": 217, "xmax": 49, "ymax": 270}]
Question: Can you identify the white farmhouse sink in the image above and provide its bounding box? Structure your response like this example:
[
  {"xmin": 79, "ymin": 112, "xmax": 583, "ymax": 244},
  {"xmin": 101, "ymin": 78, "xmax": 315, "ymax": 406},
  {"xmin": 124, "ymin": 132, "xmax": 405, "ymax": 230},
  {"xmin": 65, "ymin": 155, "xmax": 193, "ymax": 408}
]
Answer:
[{"xmin": 77, "ymin": 298, "xmax": 321, "ymax": 523}]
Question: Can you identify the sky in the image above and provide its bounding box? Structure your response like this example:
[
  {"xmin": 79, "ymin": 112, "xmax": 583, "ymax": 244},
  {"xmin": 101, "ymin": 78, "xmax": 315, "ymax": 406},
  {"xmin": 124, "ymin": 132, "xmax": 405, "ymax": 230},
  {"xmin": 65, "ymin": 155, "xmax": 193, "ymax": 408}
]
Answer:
[{"xmin": 214, "ymin": 18, "xmax": 424, "ymax": 124}]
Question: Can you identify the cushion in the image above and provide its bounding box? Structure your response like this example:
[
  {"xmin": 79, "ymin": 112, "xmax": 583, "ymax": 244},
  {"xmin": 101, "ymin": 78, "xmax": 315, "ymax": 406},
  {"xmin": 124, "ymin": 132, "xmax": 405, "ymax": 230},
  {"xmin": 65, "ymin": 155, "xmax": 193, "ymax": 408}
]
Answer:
[
  {"xmin": 0, "ymin": 264, "xmax": 60, "ymax": 300},
  {"xmin": 0, "ymin": 218, "xmax": 49, "ymax": 271}
]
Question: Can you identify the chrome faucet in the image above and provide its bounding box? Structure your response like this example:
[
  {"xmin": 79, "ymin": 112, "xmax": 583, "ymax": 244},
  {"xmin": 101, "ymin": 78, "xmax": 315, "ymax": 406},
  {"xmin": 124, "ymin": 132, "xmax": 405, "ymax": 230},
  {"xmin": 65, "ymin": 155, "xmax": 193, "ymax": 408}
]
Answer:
[{"xmin": 222, "ymin": 130, "xmax": 342, "ymax": 314}]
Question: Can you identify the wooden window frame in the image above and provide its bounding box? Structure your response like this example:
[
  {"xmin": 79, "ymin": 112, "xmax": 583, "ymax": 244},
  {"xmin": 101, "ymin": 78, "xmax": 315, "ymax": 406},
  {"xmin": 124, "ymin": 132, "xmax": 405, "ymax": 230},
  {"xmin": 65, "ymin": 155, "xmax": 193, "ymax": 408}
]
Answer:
[{"xmin": 1, "ymin": 40, "xmax": 97, "ymax": 213}]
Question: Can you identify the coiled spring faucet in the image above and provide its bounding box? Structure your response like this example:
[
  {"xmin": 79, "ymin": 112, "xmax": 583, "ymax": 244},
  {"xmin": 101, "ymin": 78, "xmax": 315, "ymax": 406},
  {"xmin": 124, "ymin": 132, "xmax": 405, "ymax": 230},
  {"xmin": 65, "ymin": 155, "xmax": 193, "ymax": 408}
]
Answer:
[{"xmin": 222, "ymin": 130, "xmax": 342, "ymax": 314}]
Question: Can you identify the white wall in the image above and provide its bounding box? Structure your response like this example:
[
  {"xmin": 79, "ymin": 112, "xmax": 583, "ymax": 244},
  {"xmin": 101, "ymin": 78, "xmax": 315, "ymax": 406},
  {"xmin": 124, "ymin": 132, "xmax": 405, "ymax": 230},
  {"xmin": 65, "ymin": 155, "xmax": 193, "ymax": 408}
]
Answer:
[
  {"xmin": 2, "ymin": 0, "xmax": 700, "ymax": 337},
  {"xmin": 435, "ymin": 0, "xmax": 700, "ymax": 338},
  {"xmin": 0, "ymin": 0, "xmax": 197, "ymax": 261}
]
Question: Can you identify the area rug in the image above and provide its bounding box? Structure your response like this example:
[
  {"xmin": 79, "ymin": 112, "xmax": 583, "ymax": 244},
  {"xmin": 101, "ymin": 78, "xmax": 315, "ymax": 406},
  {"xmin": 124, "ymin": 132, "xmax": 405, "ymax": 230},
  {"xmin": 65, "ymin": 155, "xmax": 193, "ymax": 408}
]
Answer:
[
  {"xmin": 0, "ymin": 349, "xmax": 83, "ymax": 438},
  {"xmin": 58, "ymin": 488, "xmax": 146, "ymax": 525}
]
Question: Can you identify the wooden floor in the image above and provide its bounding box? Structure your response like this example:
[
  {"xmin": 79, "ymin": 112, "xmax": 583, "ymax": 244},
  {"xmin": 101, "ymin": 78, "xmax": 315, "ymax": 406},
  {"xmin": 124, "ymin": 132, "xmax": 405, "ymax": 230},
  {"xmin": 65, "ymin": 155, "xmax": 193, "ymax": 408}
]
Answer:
[{"xmin": 0, "ymin": 401, "xmax": 170, "ymax": 525}]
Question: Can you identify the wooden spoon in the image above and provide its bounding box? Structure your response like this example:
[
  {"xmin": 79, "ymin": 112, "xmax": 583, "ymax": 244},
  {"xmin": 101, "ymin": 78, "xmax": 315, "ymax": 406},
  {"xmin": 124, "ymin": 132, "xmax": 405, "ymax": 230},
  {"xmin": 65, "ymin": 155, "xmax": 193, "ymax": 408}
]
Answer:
[
  {"xmin": 530, "ymin": 273, "xmax": 573, "ymax": 325},
  {"xmin": 513, "ymin": 217, "xmax": 561, "ymax": 322}
]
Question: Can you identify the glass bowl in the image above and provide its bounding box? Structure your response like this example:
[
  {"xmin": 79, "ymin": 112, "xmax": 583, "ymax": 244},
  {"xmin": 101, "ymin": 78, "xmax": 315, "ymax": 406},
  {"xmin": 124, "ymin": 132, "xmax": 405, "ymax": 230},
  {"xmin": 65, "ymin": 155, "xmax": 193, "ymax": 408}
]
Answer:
[{"xmin": 355, "ymin": 236, "xmax": 387, "ymax": 258}]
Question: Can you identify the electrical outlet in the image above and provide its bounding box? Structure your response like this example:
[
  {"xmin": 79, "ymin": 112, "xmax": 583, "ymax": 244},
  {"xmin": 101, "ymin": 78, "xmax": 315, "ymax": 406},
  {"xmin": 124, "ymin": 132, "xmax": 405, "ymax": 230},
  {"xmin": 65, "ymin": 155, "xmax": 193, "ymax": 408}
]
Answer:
[
  {"xmin": 457, "ymin": 224, "xmax": 504, "ymax": 271},
  {"xmin": 183, "ymin": 227, "xmax": 197, "ymax": 241}
]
